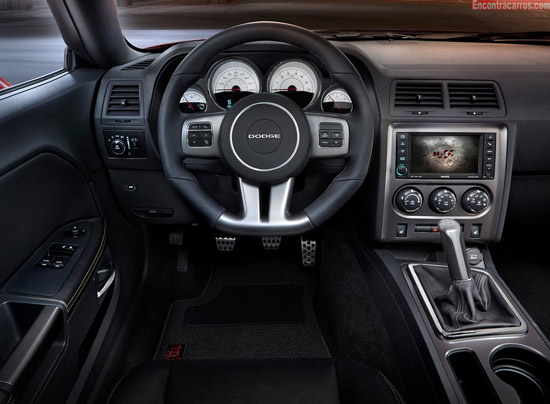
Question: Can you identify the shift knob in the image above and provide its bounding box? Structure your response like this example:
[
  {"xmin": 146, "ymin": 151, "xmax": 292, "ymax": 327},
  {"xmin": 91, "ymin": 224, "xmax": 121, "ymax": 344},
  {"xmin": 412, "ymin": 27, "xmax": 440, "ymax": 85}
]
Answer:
[{"xmin": 438, "ymin": 219, "xmax": 471, "ymax": 281}]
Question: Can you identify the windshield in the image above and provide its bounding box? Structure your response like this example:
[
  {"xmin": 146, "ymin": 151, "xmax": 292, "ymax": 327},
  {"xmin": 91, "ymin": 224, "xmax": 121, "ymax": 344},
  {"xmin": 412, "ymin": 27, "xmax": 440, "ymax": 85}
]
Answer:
[{"xmin": 118, "ymin": 0, "xmax": 550, "ymax": 49}]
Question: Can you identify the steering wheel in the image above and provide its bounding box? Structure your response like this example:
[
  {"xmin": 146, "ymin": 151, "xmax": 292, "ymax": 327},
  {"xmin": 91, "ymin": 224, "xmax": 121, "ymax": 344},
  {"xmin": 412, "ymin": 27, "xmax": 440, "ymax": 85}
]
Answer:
[{"xmin": 158, "ymin": 22, "xmax": 374, "ymax": 236}]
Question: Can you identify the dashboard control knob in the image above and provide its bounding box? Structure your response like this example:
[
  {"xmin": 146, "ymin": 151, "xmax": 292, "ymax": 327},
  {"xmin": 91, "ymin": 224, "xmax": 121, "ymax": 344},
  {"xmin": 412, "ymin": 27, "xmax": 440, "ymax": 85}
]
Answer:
[
  {"xmin": 396, "ymin": 165, "xmax": 408, "ymax": 177},
  {"xmin": 429, "ymin": 188, "xmax": 457, "ymax": 214},
  {"xmin": 462, "ymin": 188, "xmax": 490, "ymax": 213},
  {"xmin": 110, "ymin": 139, "xmax": 126, "ymax": 156},
  {"xmin": 395, "ymin": 188, "xmax": 423, "ymax": 213}
]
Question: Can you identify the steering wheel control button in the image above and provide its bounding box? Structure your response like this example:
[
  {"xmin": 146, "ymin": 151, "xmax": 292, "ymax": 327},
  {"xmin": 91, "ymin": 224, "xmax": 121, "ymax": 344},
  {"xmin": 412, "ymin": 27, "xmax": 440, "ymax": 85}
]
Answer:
[
  {"xmin": 396, "ymin": 224, "xmax": 407, "ymax": 238},
  {"xmin": 246, "ymin": 120, "xmax": 282, "ymax": 154},
  {"xmin": 395, "ymin": 188, "xmax": 423, "ymax": 213},
  {"xmin": 462, "ymin": 188, "xmax": 490, "ymax": 214},
  {"xmin": 429, "ymin": 188, "xmax": 457, "ymax": 214},
  {"xmin": 318, "ymin": 122, "xmax": 343, "ymax": 148},
  {"xmin": 187, "ymin": 122, "xmax": 213, "ymax": 147}
]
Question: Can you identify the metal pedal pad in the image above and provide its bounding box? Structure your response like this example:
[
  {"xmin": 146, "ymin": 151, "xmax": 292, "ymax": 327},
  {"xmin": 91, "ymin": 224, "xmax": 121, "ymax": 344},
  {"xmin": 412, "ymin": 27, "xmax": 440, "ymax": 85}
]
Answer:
[
  {"xmin": 262, "ymin": 236, "xmax": 281, "ymax": 250},
  {"xmin": 215, "ymin": 237, "xmax": 236, "ymax": 252},
  {"xmin": 301, "ymin": 237, "xmax": 317, "ymax": 267}
]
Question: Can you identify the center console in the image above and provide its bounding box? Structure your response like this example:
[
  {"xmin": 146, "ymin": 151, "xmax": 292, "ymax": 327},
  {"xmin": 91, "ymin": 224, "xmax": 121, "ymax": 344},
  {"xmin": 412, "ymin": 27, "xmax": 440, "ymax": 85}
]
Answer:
[{"xmin": 378, "ymin": 123, "xmax": 508, "ymax": 242}]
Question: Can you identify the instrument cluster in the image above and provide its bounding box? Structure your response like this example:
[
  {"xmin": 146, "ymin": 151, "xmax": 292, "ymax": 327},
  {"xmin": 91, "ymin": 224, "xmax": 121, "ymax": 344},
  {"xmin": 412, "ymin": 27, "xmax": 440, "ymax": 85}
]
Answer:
[{"xmin": 179, "ymin": 57, "xmax": 352, "ymax": 114}]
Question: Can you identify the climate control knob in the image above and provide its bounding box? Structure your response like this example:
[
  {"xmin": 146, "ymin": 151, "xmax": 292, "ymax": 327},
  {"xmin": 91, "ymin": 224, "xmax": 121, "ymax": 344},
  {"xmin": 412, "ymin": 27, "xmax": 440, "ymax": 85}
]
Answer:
[
  {"xmin": 462, "ymin": 188, "xmax": 490, "ymax": 213},
  {"xmin": 429, "ymin": 188, "xmax": 457, "ymax": 214},
  {"xmin": 110, "ymin": 139, "xmax": 126, "ymax": 156},
  {"xmin": 395, "ymin": 188, "xmax": 423, "ymax": 213}
]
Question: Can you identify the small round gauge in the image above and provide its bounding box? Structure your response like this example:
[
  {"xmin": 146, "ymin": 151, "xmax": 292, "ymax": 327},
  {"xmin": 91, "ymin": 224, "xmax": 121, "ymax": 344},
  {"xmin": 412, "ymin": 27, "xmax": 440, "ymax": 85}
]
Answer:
[
  {"xmin": 209, "ymin": 59, "xmax": 260, "ymax": 109},
  {"xmin": 322, "ymin": 88, "xmax": 352, "ymax": 114},
  {"xmin": 180, "ymin": 88, "xmax": 207, "ymax": 113},
  {"xmin": 267, "ymin": 60, "xmax": 319, "ymax": 108}
]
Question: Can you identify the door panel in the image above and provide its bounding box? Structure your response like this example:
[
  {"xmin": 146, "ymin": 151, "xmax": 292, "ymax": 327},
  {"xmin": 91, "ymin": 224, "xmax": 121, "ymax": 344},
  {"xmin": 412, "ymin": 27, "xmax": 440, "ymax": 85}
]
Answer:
[{"xmin": 0, "ymin": 69, "xmax": 112, "ymax": 403}]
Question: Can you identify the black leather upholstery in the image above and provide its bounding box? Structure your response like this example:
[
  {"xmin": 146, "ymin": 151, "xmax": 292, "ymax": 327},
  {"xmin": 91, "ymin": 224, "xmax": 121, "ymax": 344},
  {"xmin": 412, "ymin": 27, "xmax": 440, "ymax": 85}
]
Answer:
[{"xmin": 109, "ymin": 359, "xmax": 402, "ymax": 404}]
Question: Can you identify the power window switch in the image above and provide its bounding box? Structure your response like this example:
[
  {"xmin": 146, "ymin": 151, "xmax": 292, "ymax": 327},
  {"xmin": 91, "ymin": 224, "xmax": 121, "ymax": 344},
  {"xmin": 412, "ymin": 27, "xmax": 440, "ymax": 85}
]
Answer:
[{"xmin": 396, "ymin": 224, "xmax": 407, "ymax": 238}]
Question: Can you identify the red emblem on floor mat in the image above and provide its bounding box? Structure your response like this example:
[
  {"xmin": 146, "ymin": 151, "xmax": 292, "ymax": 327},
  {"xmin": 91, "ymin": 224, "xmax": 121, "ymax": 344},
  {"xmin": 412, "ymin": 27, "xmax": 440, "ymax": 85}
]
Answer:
[{"xmin": 164, "ymin": 344, "xmax": 185, "ymax": 360}]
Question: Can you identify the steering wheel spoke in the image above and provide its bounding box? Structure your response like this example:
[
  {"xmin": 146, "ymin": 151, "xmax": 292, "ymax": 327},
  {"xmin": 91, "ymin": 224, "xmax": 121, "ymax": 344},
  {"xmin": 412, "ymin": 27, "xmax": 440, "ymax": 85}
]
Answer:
[
  {"xmin": 181, "ymin": 112, "xmax": 225, "ymax": 158},
  {"xmin": 216, "ymin": 178, "xmax": 313, "ymax": 236},
  {"xmin": 306, "ymin": 113, "xmax": 349, "ymax": 158}
]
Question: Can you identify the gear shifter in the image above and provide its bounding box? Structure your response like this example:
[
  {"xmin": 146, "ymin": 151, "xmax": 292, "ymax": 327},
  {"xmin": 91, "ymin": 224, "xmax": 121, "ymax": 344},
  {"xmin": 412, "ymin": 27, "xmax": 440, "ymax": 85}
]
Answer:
[
  {"xmin": 438, "ymin": 218, "xmax": 471, "ymax": 281},
  {"xmin": 410, "ymin": 218, "xmax": 520, "ymax": 336}
]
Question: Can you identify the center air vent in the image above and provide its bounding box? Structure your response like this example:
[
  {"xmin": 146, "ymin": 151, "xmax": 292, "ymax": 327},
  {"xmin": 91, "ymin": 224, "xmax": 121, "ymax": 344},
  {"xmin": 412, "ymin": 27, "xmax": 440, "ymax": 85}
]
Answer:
[
  {"xmin": 121, "ymin": 59, "xmax": 154, "ymax": 71},
  {"xmin": 394, "ymin": 82, "xmax": 444, "ymax": 108},
  {"xmin": 107, "ymin": 84, "xmax": 141, "ymax": 116},
  {"xmin": 448, "ymin": 83, "xmax": 499, "ymax": 109}
]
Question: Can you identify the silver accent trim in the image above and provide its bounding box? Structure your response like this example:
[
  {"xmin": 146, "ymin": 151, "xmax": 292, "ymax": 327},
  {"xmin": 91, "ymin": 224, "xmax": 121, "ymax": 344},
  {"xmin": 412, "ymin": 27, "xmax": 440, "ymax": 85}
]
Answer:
[
  {"xmin": 306, "ymin": 113, "xmax": 350, "ymax": 158},
  {"xmin": 408, "ymin": 263, "xmax": 527, "ymax": 339},
  {"xmin": 97, "ymin": 270, "xmax": 116, "ymax": 298},
  {"xmin": 181, "ymin": 113, "xmax": 224, "ymax": 158},
  {"xmin": 229, "ymin": 102, "xmax": 300, "ymax": 172},
  {"xmin": 217, "ymin": 178, "xmax": 313, "ymax": 236}
]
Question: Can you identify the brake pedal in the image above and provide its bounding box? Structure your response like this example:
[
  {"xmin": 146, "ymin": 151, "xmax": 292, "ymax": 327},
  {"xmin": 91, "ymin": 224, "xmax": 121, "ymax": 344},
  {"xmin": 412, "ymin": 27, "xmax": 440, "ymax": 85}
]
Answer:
[
  {"xmin": 301, "ymin": 237, "xmax": 317, "ymax": 267},
  {"xmin": 262, "ymin": 236, "xmax": 281, "ymax": 250},
  {"xmin": 215, "ymin": 237, "xmax": 236, "ymax": 252}
]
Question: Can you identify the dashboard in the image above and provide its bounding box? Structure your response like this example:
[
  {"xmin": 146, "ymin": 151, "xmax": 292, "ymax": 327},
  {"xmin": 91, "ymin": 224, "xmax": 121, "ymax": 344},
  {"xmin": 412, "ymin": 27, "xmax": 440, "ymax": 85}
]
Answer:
[{"xmin": 93, "ymin": 39, "xmax": 550, "ymax": 243}]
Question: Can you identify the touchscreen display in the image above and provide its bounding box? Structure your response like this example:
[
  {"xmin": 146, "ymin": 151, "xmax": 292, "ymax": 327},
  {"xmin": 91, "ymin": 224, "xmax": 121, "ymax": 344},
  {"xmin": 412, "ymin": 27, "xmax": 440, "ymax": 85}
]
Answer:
[{"xmin": 410, "ymin": 134, "xmax": 480, "ymax": 175}]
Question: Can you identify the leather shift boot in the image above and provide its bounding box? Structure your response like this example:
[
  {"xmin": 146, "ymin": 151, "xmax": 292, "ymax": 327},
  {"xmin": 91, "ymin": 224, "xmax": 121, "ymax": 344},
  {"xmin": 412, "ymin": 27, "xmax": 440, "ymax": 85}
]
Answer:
[{"xmin": 414, "ymin": 265, "xmax": 520, "ymax": 333}]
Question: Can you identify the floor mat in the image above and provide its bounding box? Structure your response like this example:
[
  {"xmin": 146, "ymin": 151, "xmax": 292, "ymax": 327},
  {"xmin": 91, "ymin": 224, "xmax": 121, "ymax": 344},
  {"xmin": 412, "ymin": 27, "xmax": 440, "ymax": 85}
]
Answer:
[
  {"xmin": 155, "ymin": 242, "xmax": 330, "ymax": 360},
  {"xmin": 183, "ymin": 284, "xmax": 305, "ymax": 326}
]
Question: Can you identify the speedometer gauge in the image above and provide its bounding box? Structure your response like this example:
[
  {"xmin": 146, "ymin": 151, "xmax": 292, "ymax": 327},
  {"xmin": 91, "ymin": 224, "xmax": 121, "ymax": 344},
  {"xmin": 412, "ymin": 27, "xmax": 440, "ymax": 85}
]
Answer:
[
  {"xmin": 322, "ymin": 88, "xmax": 352, "ymax": 114},
  {"xmin": 180, "ymin": 88, "xmax": 207, "ymax": 113},
  {"xmin": 208, "ymin": 59, "xmax": 260, "ymax": 109},
  {"xmin": 267, "ymin": 60, "xmax": 319, "ymax": 108}
]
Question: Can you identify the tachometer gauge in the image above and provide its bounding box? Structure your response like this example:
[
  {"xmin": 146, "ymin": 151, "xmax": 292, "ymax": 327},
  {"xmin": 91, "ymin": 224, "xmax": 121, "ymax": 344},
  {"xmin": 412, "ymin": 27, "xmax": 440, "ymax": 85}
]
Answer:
[
  {"xmin": 209, "ymin": 59, "xmax": 260, "ymax": 109},
  {"xmin": 267, "ymin": 60, "xmax": 319, "ymax": 108},
  {"xmin": 322, "ymin": 88, "xmax": 352, "ymax": 114},
  {"xmin": 180, "ymin": 88, "xmax": 207, "ymax": 113}
]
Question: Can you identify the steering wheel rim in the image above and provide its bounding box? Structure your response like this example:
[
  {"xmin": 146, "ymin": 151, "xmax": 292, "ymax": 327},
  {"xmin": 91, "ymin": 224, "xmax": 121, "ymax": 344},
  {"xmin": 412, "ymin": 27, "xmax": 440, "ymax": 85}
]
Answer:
[{"xmin": 158, "ymin": 21, "xmax": 374, "ymax": 236}]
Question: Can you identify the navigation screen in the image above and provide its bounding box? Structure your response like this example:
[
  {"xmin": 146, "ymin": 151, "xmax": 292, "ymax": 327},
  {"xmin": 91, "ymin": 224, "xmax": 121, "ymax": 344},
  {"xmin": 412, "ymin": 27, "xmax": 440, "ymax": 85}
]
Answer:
[{"xmin": 410, "ymin": 134, "xmax": 480, "ymax": 175}]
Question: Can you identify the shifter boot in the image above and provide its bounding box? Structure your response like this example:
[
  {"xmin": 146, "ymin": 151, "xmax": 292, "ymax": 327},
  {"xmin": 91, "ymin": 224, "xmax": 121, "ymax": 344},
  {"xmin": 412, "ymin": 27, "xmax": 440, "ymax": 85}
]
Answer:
[{"xmin": 415, "ymin": 265, "xmax": 520, "ymax": 333}]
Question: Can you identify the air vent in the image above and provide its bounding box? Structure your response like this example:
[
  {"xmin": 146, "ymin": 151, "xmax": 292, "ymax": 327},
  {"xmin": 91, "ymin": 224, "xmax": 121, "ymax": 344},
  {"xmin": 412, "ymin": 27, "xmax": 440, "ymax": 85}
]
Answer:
[
  {"xmin": 121, "ymin": 59, "xmax": 154, "ymax": 71},
  {"xmin": 107, "ymin": 84, "xmax": 140, "ymax": 116},
  {"xmin": 394, "ymin": 82, "xmax": 444, "ymax": 108},
  {"xmin": 448, "ymin": 83, "xmax": 499, "ymax": 109}
]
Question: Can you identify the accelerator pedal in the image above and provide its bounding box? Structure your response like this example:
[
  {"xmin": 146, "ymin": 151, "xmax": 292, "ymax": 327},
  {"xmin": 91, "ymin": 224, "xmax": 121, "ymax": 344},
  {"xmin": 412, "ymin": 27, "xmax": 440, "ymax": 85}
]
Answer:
[{"xmin": 301, "ymin": 237, "xmax": 317, "ymax": 267}]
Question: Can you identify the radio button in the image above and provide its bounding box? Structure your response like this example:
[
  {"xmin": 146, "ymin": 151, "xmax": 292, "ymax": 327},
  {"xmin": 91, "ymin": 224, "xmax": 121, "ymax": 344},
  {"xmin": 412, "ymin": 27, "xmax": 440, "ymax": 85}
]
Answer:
[
  {"xmin": 429, "ymin": 188, "xmax": 457, "ymax": 214},
  {"xmin": 397, "ymin": 148, "xmax": 407, "ymax": 156},
  {"xmin": 396, "ymin": 165, "xmax": 408, "ymax": 177}
]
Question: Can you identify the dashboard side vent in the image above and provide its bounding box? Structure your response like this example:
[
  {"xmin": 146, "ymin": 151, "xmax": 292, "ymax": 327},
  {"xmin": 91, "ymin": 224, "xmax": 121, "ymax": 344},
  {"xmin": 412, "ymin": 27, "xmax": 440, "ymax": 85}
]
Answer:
[
  {"xmin": 107, "ymin": 84, "xmax": 141, "ymax": 116},
  {"xmin": 121, "ymin": 59, "xmax": 154, "ymax": 71},
  {"xmin": 448, "ymin": 83, "xmax": 499, "ymax": 109},
  {"xmin": 393, "ymin": 82, "xmax": 444, "ymax": 108}
]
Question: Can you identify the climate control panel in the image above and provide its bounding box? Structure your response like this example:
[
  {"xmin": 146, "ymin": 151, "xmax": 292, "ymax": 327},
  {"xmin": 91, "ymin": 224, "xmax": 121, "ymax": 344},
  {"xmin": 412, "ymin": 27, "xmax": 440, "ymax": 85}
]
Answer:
[{"xmin": 395, "ymin": 186, "xmax": 490, "ymax": 216}]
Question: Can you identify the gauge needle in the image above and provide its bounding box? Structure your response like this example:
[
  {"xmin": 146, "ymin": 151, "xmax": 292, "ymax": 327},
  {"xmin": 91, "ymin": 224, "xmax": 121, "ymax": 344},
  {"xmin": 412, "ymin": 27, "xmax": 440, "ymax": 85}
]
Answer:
[
  {"xmin": 330, "ymin": 95, "xmax": 342, "ymax": 110},
  {"xmin": 183, "ymin": 96, "xmax": 195, "ymax": 111},
  {"xmin": 272, "ymin": 88, "xmax": 297, "ymax": 91}
]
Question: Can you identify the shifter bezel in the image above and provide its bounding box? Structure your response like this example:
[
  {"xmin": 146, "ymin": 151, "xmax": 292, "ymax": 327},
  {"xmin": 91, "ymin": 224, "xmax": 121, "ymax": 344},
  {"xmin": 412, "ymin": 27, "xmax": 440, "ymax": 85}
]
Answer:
[{"xmin": 407, "ymin": 263, "xmax": 527, "ymax": 339}]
